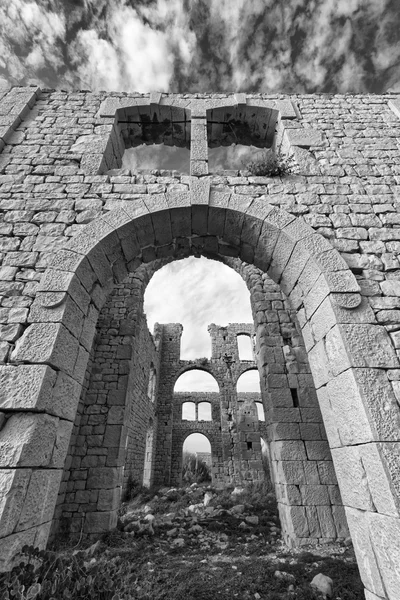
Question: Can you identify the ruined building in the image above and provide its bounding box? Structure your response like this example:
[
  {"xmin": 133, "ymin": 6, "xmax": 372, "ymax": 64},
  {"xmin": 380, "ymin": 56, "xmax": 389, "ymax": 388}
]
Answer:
[{"xmin": 1, "ymin": 87, "xmax": 400, "ymax": 600}]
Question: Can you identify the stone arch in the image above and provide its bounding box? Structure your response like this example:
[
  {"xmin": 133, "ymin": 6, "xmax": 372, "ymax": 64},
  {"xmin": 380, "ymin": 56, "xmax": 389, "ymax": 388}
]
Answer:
[
  {"xmin": 3, "ymin": 199, "xmax": 400, "ymax": 599},
  {"xmin": 235, "ymin": 366, "xmax": 260, "ymax": 390},
  {"xmin": 173, "ymin": 366, "xmax": 220, "ymax": 392}
]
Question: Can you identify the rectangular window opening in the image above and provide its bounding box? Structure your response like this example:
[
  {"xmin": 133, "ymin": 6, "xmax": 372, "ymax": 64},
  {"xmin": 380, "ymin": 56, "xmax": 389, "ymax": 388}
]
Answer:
[
  {"xmin": 290, "ymin": 388, "xmax": 299, "ymax": 408},
  {"xmin": 247, "ymin": 441, "xmax": 253, "ymax": 450}
]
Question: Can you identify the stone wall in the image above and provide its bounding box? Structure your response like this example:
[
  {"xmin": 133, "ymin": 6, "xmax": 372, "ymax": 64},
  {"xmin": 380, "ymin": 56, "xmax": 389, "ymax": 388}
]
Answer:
[
  {"xmin": 1, "ymin": 87, "xmax": 400, "ymax": 598},
  {"xmin": 50, "ymin": 269, "xmax": 160, "ymax": 538}
]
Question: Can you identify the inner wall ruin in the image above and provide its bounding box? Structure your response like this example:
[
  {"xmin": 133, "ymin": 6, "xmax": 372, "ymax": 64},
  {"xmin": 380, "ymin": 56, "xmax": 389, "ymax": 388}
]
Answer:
[{"xmin": 1, "ymin": 87, "xmax": 400, "ymax": 599}]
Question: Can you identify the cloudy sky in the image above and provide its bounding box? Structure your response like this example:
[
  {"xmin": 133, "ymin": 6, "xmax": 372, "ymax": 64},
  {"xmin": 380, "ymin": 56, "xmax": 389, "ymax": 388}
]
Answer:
[
  {"xmin": 1, "ymin": 0, "xmax": 400, "ymax": 93},
  {"xmin": 2, "ymin": 0, "xmax": 400, "ymax": 398}
]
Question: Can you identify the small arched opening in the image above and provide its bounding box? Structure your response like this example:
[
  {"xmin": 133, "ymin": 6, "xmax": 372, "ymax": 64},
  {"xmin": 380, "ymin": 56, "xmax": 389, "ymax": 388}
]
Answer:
[
  {"xmin": 255, "ymin": 402, "xmax": 265, "ymax": 422},
  {"xmin": 182, "ymin": 401, "xmax": 196, "ymax": 421},
  {"xmin": 198, "ymin": 402, "xmax": 212, "ymax": 421},
  {"xmin": 147, "ymin": 363, "xmax": 157, "ymax": 403},
  {"xmin": 237, "ymin": 334, "xmax": 254, "ymax": 361},
  {"xmin": 206, "ymin": 103, "xmax": 279, "ymax": 172},
  {"xmin": 236, "ymin": 369, "xmax": 261, "ymax": 393},
  {"xmin": 119, "ymin": 104, "xmax": 191, "ymax": 174},
  {"xmin": 143, "ymin": 419, "xmax": 154, "ymax": 488}
]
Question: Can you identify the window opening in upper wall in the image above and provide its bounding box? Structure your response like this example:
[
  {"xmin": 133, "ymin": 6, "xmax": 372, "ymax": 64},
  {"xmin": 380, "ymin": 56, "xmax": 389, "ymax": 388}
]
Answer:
[
  {"xmin": 236, "ymin": 369, "xmax": 260, "ymax": 393},
  {"xmin": 147, "ymin": 363, "xmax": 157, "ymax": 402},
  {"xmin": 206, "ymin": 104, "xmax": 278, "ymax": 173},
  {"xmin": 255, "ymin": 402, "xmax": 265, "ymax": 421},
  {"xmin": 198, "ymin": 402, "xmax": 212, "ymax": 421},
  {"xmin": 182, "ymin": 401, "xmax": 196, "ymax": 421},
  {"xmin": 174, "ymin": 370, "xmax": 219, "ymax": 392},
  {"xmin": 116, "ymin": 104, "xmax": 191, "ymax": 175},
  {"xmin": 237, "ymin": 334, "xmax": 253, "ymax": 360}
]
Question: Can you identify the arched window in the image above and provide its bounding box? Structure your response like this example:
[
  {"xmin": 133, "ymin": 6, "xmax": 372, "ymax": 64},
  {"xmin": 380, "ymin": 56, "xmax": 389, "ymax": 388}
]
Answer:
[
  {"xmin": 236, "ymin": 369, "xmax": 260, "ymax": 393},
  {"xmin": 147, "ymin": 363, "xmax": 157, "ymax": 402},
  {"xmin": 174, "ymin": 369, "xmax": 218, "ymax": 392},
  {"xmin": 143, "ymin": 256, "xmax": 252, "ymax": 360},
  {"xmin": 143, "ymin": 423, "xmax": 154, "ymax": 488},
  {"xmin": 206, "ymin": 103, "xmax": 278, "ymax": 172},
  {"xmin": 198, "ymin": 402, "xmax": 212, "ymax": 421},
  {"xmin": 255, "ymin": 402, "xmax": 265, "ymax": 421},
  {"xmin": 118, "ymin": 103, "xmax": 191, "ymax": 174},
  {"xmin": 182, "ymin": 402, "xmax": 196, "ymax": 421},
  {"xmin": 237, "ymin": 334, "xmax": 253, "ymax": 360}
]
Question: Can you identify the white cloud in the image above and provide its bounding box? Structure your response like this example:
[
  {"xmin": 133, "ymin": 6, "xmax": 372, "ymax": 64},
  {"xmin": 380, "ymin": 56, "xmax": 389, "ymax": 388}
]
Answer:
[
  {"xmin": 71, "ymin": 29, "xmax": 123, "ymax": 92},
  {"xmin": 25, "ymin": 46, "xmax": 45, "ymax": 70},
  {"xmin": 0, "ymin": 0, "xmax": 66, "ymax": 85},
  {"xmin": 144, "ymin": 256, "xmax": 253, "ymax": 360}
]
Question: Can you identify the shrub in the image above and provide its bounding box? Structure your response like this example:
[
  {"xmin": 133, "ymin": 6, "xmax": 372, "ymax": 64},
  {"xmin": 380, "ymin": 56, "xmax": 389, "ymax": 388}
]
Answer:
[
  {"xmin": 243, "ymin": 149, "xmax": 296, "ymax": 177},
  {"xmin": 182, "ymin": 452, "xmax": 211, "ymax": 484},
  {"xmin": 0, "ymin": 545, "xmax": 135, "ymax": 600}
]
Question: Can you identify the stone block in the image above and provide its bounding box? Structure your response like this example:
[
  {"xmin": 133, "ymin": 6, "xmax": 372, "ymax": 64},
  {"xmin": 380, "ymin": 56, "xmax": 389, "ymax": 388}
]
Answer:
[
  {"xmin": 269, "ymin": 422, "xmax": 300, "ymax": 440},
  {"xmin": 359, "ymin": 443, "xmax": 399, "ymax": 517},
  {"xmin": 287, "ymin": 505, "xmax": 309, "ymax": 537},
  {"xmin": 317, "ymin": 461, "xmax": 337, "ymax": 485},
  {"xmin": 307, "ymin": 339, "xmax": 331, "ymax": 389},
  {"xmin": 316, "ymin": 505, "xmax": 337, "ymax": 538},
  {"xmin": 11, "ymin": 322, "xmax": 80, "ymax": 378},
  {"xmin": 254, "ymin": 222, "xmax": 280, "ymax": 272},
  {"xmin": 86, "ymin": 467, "xmax": 122, "ymax": 489},
  {"xmin": 331, "ymin": 446, "xmax": 375, "ymax": 511},
  {"xmin": 98, "ymin": 487, "xmax": 121, "ymax": 511},
  {"xmin": 274, "ymin": 460, "xmax": 306, "ymax": 485},
  {"xmin": 368, "ymin": 512, "xmax": 400, "ymax": 600},
  {"xmin": 0, "ymin": 413, "xmax": 70, "ymax": 468},
  {"xmin": 299, "ymin": 484, "xmax": 330, "ymax": 505},
  {"xmin": 0, "ymin": 469, "xmax": 32, "ymax": 537},
  {"xmin": 0, "ymin": 365, "xmax": 80, "ymax": 421},
  {"xmin": 16, "ymin": 470, "xmax": 62, "ymax": 531},
  {"xmin": 305, "ymin": 441, "xmax": 331, "ymax": 460},
  {"xmin": 346, "ymin": 507, "xmax": 386, "ymax": 598},
  {"xmin": 325, "ymin": 324, "xmax": 399, "ymax": 376},
  {"xmin": 305, "ymin": 506, "xmax": 321, "ymax": 537},
  {"xmin": 303, "ymin": 461, "xmax": 321, "ymax": 484},
  {"xmin": 270, "ymin": 440, "xmax": 306, "ymax": 461},
  {"xmin": 364, "ymin": 592, "xmax": 386, "ymax": 600},
  {"xmin": 0, "ymin": 527, "xmax": 36, "ymax": 571},
  {"xmin": 310, "ymin": 295, "xmax": 376, "ymax": 344},
  {"xmin": 83, "ymin": 510, "xmax": 118, "ymax": 533},
  {"xmin": 326, "ymin": 368, "xmax": 400, "ymax": 446},
  {"xmin": 0, "ymin": 324, "xmax": 22, "ymax": 342},
  {"xmin": 286, "ymin": 128, "xmax": 324, "ymax": 148}
]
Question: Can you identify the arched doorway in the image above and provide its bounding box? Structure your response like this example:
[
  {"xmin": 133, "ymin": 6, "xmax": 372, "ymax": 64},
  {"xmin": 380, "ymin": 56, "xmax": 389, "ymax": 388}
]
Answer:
[
  {"xmin": 3, "ymin": 200, "xmax": 400, "ymax": 599},
  {"xmin": 182, "ymin": 433, "xmax": 212, "ymax": 484}
]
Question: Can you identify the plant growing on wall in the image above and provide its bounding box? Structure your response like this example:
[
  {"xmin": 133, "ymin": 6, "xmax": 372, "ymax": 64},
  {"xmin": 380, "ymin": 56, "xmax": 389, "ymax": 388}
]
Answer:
[{"xmin": 243, "ymin": 149, "xmax": 296, "ymax": 177}]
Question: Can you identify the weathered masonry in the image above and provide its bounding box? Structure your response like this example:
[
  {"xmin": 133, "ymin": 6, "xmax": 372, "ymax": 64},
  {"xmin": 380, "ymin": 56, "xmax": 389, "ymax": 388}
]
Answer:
[{"xmin": 1, "ymin": 87, "xmax": 400, "ymax": 599}]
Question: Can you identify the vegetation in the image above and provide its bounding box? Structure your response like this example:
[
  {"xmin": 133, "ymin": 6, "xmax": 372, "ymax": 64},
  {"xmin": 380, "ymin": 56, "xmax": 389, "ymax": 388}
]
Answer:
[
  {"xmin": 0, "ymin": 483, "xmax": 364, "ymax": 600},
  {"xmin": 243, "ymin": 149, "xmax": 296, "ymax": 177},
  {"xmin": 182, "ymin": 452, "xmax": 211, "ymax": 484}
]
